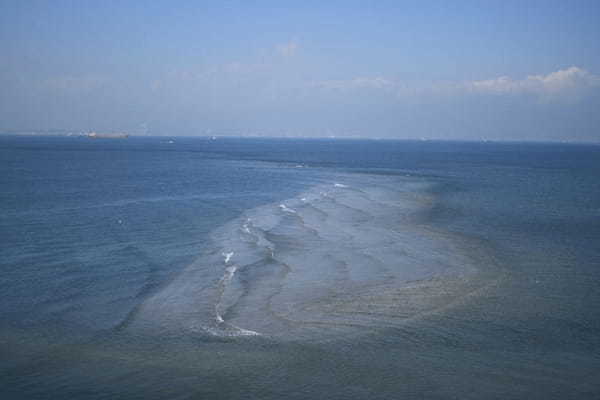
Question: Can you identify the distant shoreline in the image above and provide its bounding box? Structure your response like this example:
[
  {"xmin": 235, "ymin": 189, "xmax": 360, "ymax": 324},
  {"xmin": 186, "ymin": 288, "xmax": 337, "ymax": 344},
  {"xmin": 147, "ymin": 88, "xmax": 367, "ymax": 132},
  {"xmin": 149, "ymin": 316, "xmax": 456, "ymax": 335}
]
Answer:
[{"xmin": 1, "ymin": 132, "xmax": 599, "ymax": 145}]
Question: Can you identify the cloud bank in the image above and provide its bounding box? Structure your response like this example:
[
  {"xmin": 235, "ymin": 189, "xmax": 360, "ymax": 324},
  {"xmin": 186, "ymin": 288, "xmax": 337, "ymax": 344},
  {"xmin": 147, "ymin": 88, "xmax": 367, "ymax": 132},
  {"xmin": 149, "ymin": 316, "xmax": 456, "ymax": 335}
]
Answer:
[
  {"xmin": 467, "ymin": 66, "xmax": 600, "ymax": 100},
  {"xmin": 312, "ymin": 66, "xmax": 600, "ymax": 103},
  {"xmin": 5, "ymin": 49, "xmax": 600, "ymax": 141}
]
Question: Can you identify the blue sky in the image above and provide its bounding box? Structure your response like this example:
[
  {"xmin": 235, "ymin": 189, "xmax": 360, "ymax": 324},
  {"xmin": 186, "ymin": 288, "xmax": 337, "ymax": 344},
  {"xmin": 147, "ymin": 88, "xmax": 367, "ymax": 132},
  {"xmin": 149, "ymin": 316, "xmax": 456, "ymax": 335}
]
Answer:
[{"xmin": 2, "ymin": 1, "xmax": 600, "ymax": 141}]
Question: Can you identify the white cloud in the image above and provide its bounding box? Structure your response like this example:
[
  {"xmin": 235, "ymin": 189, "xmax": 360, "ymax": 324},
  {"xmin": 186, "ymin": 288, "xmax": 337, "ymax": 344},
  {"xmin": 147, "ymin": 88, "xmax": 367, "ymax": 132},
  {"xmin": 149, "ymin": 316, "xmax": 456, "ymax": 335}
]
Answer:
[
  {"xmin": 467, "ymin": 66, "xmax": 600, "ymax": 99},
  {"xmin": 310, "ymin": 66, "xmax": 600, "ymax": 103},
  {"xmin": 469, "ymin": 76, "xmax": 516, "ymax": 93},
  {"xmin": 149, "ymin": 57, "xmax": 600, "ymax": 115}
]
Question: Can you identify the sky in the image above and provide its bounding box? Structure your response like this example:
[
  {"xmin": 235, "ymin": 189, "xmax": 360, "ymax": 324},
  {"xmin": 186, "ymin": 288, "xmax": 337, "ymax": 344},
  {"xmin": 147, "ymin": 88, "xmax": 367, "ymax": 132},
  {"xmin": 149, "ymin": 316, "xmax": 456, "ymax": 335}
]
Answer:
[{"xmin": 1, "ymin": 0, "xmax": 600, "ymax": 141}]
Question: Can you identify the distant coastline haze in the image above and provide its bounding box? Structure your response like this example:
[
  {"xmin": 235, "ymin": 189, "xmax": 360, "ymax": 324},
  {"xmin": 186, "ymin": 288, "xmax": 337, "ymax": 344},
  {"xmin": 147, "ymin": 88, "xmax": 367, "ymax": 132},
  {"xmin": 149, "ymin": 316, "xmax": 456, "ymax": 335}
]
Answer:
[{"xmin": 1, "ymin": 1, "xmax": 599, "ymax": 141}]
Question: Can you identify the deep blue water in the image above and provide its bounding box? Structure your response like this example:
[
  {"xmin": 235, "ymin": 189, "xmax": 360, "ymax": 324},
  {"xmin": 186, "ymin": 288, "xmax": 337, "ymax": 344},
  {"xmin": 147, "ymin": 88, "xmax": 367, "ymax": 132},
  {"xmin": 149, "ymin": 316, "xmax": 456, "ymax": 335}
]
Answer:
[{"xmin": 1, "ymin": 136, "xmax": 599, "ymax": 399}]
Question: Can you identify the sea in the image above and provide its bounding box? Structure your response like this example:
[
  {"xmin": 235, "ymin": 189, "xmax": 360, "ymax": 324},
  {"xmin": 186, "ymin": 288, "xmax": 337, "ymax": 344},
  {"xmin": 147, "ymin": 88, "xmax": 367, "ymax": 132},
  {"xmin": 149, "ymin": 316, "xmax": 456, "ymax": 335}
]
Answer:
[{"xmin": 1, "ymin": 135, "xmax": 599, "ymax": 399}]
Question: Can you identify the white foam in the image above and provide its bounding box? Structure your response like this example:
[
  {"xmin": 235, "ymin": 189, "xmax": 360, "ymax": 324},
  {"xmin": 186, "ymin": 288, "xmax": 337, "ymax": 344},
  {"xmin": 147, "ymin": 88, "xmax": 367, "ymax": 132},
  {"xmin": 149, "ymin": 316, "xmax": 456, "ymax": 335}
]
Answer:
[
  {"xmin": 214, "ymin": 264, "xmax": 243, "ymax": 330},
  {"xmin": 207, "ymin": 325, "xmax": 261, "ymax": 337},
  {"xmin": 222, "ymin": 252, "xmax": 234, "ymax": 264},
  {"xmin": 334, "ymin": 183, "xmax": 348, "ymax": 188},
  {"xmin": 242, "ymin": 218, "xmax": 253, "ymax": 233},
  {"xmin": 279, "ymin": 204, "xmax": 297, "ymax": 214},
  {"xmin": 233, "ymin": 326, "xmax": 261, "ymax": 336},
  {"xmin": 208, "ymin": 317, "xmax": 261, "ymax": 337}
]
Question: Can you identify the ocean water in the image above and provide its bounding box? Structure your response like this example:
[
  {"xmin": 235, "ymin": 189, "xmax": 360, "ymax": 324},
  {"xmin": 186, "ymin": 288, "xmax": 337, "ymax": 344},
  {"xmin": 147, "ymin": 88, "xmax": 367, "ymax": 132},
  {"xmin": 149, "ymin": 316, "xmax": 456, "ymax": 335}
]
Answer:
[{"xmin": 1, "ymin": 136, "xmax": 599, "ymax": 399}]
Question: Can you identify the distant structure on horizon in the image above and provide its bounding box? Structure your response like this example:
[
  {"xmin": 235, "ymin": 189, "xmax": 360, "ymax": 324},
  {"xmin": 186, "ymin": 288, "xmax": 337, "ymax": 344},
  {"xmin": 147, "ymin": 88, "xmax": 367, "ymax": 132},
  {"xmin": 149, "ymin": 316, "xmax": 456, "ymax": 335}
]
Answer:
[
  {"xmin": 86, "ymin": 132, "xmax": 129, "ymax": 139},
  {"xmin": 0, "ymin": 130, "xmax": 130, "ymax": 138}
]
